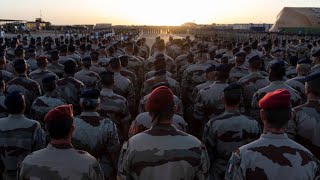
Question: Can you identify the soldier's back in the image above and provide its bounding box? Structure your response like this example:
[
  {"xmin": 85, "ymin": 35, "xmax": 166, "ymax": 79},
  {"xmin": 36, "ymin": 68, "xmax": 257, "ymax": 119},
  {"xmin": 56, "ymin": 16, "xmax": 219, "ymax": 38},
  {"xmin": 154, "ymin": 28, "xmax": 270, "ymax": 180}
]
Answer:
[
  {"xmin": 226, "ymin": 133, "xmax": 320, "ymax": 180},
  {"xmin": 74, "ymin": 69, "xmax": 100, "ymax": 89},
  {"xmin": 118, "ymin": 125, "xmax": 209, "ymax": 180},
  {"xmin": 0, "ymin": 69, "xmax": 14, "ymax": 83},
  {"xmin": 20, "ymin": 144, "xmax": 104, "ymax": 180},
  {"xmin": 56, "ymin": 77, "xmax": 84, "ymax": 109},
  {"xmin": 47, "ymin": 63, "xmax": 64, "ymax": 78}
]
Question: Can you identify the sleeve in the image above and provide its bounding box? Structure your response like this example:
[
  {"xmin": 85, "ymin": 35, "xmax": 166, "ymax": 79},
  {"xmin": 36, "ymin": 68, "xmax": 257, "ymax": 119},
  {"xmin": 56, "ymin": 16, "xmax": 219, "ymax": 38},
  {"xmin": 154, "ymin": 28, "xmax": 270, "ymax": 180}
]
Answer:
[
  {"xmin": 225, "ymin": 150, "xmax": 245, "ymax": 180},
  {"xmin": 250, "ymin": 92, "xmax": 262, "ymax": 120},
  {"xmin": 127, "ymin": 82, "xmax": 136, "ymax": 114},
  {"xmin": 285, "ymin": 110, "xmax": 298, "ymax": 140},
  {"xmin": 89, "ymin": 161, "xmax": 105, "ymax": 180},
  {"xmin": 128, "ymin": 120, "xmax": 139, "ymax": 138},
  {"xmin": 32, "ymin": 123, "xmax": 46, "ymax": 150},
  {"xmin": 202, "ymin": 122, "xmax": 216, "ymax": 163},
  {"xmin": 105, "ymin": 122, "xmax": 120, "ymax": 153},
  {"xmin": 117, "ymin": 142, "xmax": 133, "ymax": 180},
  {"xmin": 195, "ymin": 144, "xmax": 210, "ymax": 180},
  {"xmin": 121, "ymin": 100, "xmax": 132, "ymax": 124},
  {"xmin": 193, "ymin": 92, "xmax": 205, "ymax": 125}
]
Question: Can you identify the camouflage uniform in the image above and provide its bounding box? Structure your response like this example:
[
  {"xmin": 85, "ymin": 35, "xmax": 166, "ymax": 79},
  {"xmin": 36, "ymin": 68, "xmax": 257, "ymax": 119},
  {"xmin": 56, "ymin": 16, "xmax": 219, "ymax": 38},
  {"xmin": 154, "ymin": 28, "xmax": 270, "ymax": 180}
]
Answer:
[
  {"xmin": 74, "ymin": 69, "xmax": 101, "ymax": 89},
  {"xmin": 225, "ymin": 133, "xmax": 320, "ymax": 180},
  {"xmin": 72, "ymin": 111, "xmax": 120, "ymax": 178},
  {"xmin": 229, "ymin": 65, "xmax": 249, "ymax": 83},
  {"xmin": 6, "ymin": 75, "xmax": 42, "ymax": 114},
  {"xmin": 310, "ymin": 65, "xmax": 320, "ymax": 74},
  {"xmin": 113, "ymin": 72, "xmax": 136, "ymax": 113},
  {"xmin": 56, "ymin": 76, "xmax": 85, "ymax": 114},
  {"xmin": 145, "ymin": 53, "xmax": 177, "ymax": 78},
  {"xmin": 30, "ymin": 91, "xmax": 66, "ymax": 126},
  {"xmin": 29, "ymin": 69, "xmax": 59, "ymax": 91},
  {"xmin": 251, "ymin": 81, "xmax": 302, "ymax": 121},
  {"xmin": 175, "ymin": 54, "xmax": 188, "ymax": 72},
  {"xmin": 191, "ymin": 81, "xmax": 214, "ymax": 104},
  {"xmin": 19, "ymin": 143, "xmax": 104, "ymax": 180},
  {"xmin": 0, "ymin": 114, "xmax": 46, "ymax": 180},
  {"xmin": 99, "ymin": 88, "xmax": 131, "ymax": 142},
  {"xmin": 285, "ymin": 76, "xmax": 306, "ymax": 103},
  {"xmin": 26, "ymin": 58, "xmax": 38, "ymax": 72},
  {"xmin": 0, "ymin": 69, "xmax": 14, "ymax": 83},
  {"xmin": 0, "ymin": 93, "xmax": 7, "ymax": 118},
  {"xmin": 120, "ymin": 68, "xmax": 137, "ymax": 88},
  {"xmin": 202, "ymin": 110, "xmax": 261, "ymax": 180},
  {"xmin": 144, "ymin": 70, "xmax": 172, "ymax": 80},
  {"xmin": 286, "ymin": 100, "xmax": 320, "ymax": 159},
  {"xmin": 126, "ymin": 56, "xmax": 143, "ymax": 87},
  {"xmin": 118, "ymin": 124, "xmax": 210, "ymax": 180},
  {"xmin": 47, "ymin": 63, "xmax": 65, "ymax": 78},
  {"xmin": 138, "ymin": 93, "xmax": 183, "ymax": 116},
  {"xmin": 58, "ymin": 55, "xmax": 75, "ymax": 65},
  {"xmin": 238, "ymin": 72, "xmax": 270, "ymax": 114},
  {"xmin": 90, "ymin": 63, "xmax": 106, "ymax": 75},
  {"xmin": 141, "ymin": 75, "xmax": 181, "ymax": 98},
  {"xmin": 128, "ymin": 112, "xmax": 188, "ymax": 138}
]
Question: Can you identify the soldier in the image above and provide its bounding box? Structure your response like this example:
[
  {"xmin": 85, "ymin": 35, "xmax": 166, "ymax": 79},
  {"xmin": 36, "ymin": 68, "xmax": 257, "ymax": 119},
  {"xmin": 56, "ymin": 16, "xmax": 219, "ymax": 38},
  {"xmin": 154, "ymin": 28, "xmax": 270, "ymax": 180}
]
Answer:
[
  {"xmin": 118, "ymin": 86, "xmax": 209, "ymax": 180},
  {"xmin": 286, "ymin": 56, "xmax": 299, "ymax": 79},
  {"xmin": 226, "ymin": 89, "xmax": 320, "ymax": 180},
  {"xmin": 310, "ymin": 49, "xmax": 320, "ymax": 74},
  {"xmin": 6, "ymin": 47, "xmax": 25, "ymax": 74},
  {"xmin": 30, "ymin": 76, "xmax": 66, "ymax": 127},
  {"xmin": 144, "ymin": 54, "xmax": 172, "ymax": 81},
  {"xmin": 99, "ymin": 71, "xmax": 131, "ymax": 142},
  {"xmin": 25, "ymin": 48, "xmax": 38, "ymax": 71},
  {"xmin": 0, "ymin": 91, "xmax": 45, "ymax": 180},
  {"xmin": 19, "ymin": 104, "xmax": 104, "ymax": 180},
  {"xmin": 287, "ymin": 72, "xmax": 320, "ymax": 159},
  {"xmin": 109, "ymin": 57, "xmax": 136, "ymax": 115},
  {"xmin": 251, "ymin": 62, "xmax": 301, "ymax": 122},
  {"xmin": 181, "ymin": 49, "xmax": 211, "ymax": 106},
  {"xmin": 58, "ymin": 44, "xmax": 75, "ymax": 65},
  {"xmin": 29, "ymin": 56, "xmax": 59, "ymax": 91},
  {"xmin": 90, "ymin": 51, "xmax": 105, "ymax": 75},
  {"xmin": 267, "ymin": 49, "xmax": 288, "ymax": 71},
  {"xmin": 177, "ymin": 53, "xmax": 194, "ymax": 82},
  {"xmin": 229, "ymin": 52, "xmax": 249, "ymax": 83},
  {"xmin": 193, "ymin": 64, "xmax": 230, "ymax": 136},
  {"xmin": 0, "ymin": 54, "xmax": 14, "ymax": 83},
  {"xmin": 238, "ymin": 55, "xmax": 270, "ymax": 114},
  {"xmin": 56, "ymin": 60, "xmax": 85, "ymax": 115},
  {"xmin": 175, "ymin": 43, "xmax": 191, "ymax": 72},
  {"xmin": 72, "ymin": 89, "xmax": 120, "ymax": 179},
  {"xmin": 123, "ymin": 42, "xmax": 143, "ymax": 87},
  {"xmin": 47, "ymin": 50, "xmax": 65, "ymax": 78},
  {"xmin": 68, "ymin": 44, "xmax": 82, "ymax": 66},
  {"xmin": 98, "ymin": 46, "xmax": 110, "ymax": 66},
  {"xmin": 6, "ymin": 59, "xmax": 41, "ymax": 115},
  {"xmin": 203, "ymin": 84, "xmax": 261, "ymax": 180},
  {"xmin": 119, "ymin": 55, "xmax": 138, "ymax": 87},
  {"xmin": 286, "ymin": 59, "xmax": 312, "ymax": 103},
  {"xmin": 74, "ymin": 56, "xmax": 100, "ymax": 89}
]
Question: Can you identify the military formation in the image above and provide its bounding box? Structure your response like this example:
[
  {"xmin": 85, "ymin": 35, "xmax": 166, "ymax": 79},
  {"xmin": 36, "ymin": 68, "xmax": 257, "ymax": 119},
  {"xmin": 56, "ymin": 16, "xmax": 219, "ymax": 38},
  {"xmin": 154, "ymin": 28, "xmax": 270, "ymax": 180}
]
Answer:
[{"xmin": 0, "ymin": 32, "xmax": 319, "ymax": 180}]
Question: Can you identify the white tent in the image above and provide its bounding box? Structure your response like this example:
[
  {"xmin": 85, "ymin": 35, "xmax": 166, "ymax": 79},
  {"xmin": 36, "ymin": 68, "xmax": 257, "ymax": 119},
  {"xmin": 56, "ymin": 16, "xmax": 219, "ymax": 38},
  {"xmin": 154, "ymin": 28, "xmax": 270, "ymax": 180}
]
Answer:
[{"xmin": 270, "ymin": 7, "xmax": 320, "ymax": 32}]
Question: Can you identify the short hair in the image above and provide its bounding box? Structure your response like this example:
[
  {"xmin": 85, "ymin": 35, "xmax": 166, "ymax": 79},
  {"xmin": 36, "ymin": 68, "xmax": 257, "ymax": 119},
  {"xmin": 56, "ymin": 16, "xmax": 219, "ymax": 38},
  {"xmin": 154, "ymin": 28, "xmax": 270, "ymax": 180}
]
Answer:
[
  {"xmin": 14, "ymin": 48, "xmax": 24, "ymax": 57},
  {"xmin": 100, "ymin": 73, "xmax": 114, "ymax": 87},
  {"xmin": 46, "ymin": 118, "xmax": 73, "ymax": 139},
  {"xmin": 264, "ymin": 108, "xmax": 291, "ymax": 129},
  {"xmin": 249, "ymin": 60, "xmax": 262, "ymax": 70},
  {"xmin": 64, "ymin": 60, "xmax": 77, "ymax": 74},
  {"xmin": 224, "ymin": 89, "xmax": 242, "ymax": 106},
  {"xmin": 51, "ymin": 50, "xmax": 59, "ymax": 61},
  {"xmin": 5, "ymin": 94, "xmax": 25, "ymax": 114},
  {"xmin": 14, "ymin": 61, "xmax": 27, "ymax": 74},
  {"xmin": 68, "ymin": 45, "xmax": 76, "ymax": 53}
]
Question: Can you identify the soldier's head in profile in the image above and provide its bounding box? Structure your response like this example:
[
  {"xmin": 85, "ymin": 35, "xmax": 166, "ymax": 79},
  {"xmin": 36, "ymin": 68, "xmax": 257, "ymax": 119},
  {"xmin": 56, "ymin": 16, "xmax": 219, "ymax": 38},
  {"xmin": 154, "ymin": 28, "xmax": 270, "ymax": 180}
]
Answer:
[
  {"xmin": 146, "ymin": 86, "xmax": 175, "ymax": 125},
  {"xmin": 259, "ymin": 89, "xmax": 291, "ymax": 130},
  {"xmin": 80, "ymin": 89, "xmax": 100, "ymax": 112},
  {"xmin": 36, "ymin": 56, "xmax": 48, "ymax": 69},
  {"xmin": 235, "ymin": 52, "xmax": 246, "ymax": 66},
  {"xmin": 248, "ymin": 55, "xmax": 261, "ymax": 71},
  {"xmin": 305, "ymin": 72, "xmax": 320, "ymax": 100},
  {"xmin": 5, "ymin": 91, "xmax": 26, "ymax": 115},
  {"xmin": 44, "ymin": 104, "xmax": 74, "ymax": 141}
]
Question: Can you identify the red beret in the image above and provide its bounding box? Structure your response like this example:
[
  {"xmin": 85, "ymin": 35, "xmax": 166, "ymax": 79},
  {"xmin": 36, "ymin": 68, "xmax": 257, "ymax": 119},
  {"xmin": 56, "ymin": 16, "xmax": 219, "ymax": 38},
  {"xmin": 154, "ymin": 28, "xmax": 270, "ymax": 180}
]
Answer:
[
  {"xmin": 44, "ymin": 104, "xmax": 73, "ymax": 123},
  {"xmin": 259, "ymin": 89, "xmax": 291, "ymax": 110},
  {"xmin": 146, "ymin": 86, "xmax": 174, "ymax": 112}
]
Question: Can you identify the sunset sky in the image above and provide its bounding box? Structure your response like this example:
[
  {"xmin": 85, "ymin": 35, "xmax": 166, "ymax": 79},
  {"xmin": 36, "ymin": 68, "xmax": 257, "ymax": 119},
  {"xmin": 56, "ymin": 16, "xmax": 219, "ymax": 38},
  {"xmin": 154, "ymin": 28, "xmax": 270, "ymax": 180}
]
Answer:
[{"xmin": 1, "ymin": 0, "xmax": 319, "ymax": 25}]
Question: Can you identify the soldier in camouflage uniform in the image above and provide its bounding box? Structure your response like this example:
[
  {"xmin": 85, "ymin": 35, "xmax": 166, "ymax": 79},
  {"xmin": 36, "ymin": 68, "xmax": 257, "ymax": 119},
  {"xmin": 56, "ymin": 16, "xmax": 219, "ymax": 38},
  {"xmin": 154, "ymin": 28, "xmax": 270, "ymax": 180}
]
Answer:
[
  {"xmin": 74, "ymin": 56, "xmax": 100, "ymax": 89},
  {"xmin": 20, "ymin": 104, "xmax": 104, "ymax": 180},
  {"xmin": 238, "ymin": 55, "xmax": 270, "ymax": 115},
  {"xmin": 118, "ymin": 86, "xmax": 209, "ymax": 180},
  {"xmin": 90, "ymin": 51, "xmax": 106, "ymax": 75},
  {"xmin": 6, "ymin": 59, "xmax": 41, "ymax": 115},
  {"xmin": 226, "ymin": 89, "xmax": 320, "ymax": 180},
  {"xmin": 0, "ymin": 91, "xmax": 45, "ymax": 180},
  {"xmin": 229, "ymin": 52, "xmax": 249, "ymax": 83},
  {"xmin": 58, "ymin": 44, "xmax": 76, "ymax": 65},
  {"xmin": 286, "ymin": 72, "xmax": 320, "ymax": 159},
  {"xmin": 30, "ymin": 76, "xmax": 66, "ymax": 127},
  {"xmin": 119, "ymin": 55, "xmax": 138, "ymax": 89},
  {"xmin": 285, "ymin": 59, "xmax": 312, "ymax": 103},
  {"xmin": 286, "ymin": 56, "xmax": 299, "ymax": 79},
  {"xmin": 25, "ymin": 48, "xmax": 38, "ymax": 72},
  {"xmin": 311, "ymin": 49, "xmax": 320, "ymax": 74},
  {"xmin": 251, "ymin": 62, "xmax": 301, "ymax": 122},
  {"xmin": 29, "ymin": 56, "xmax": 59, "ymax": 91},
  {"xmin": 177, "ymin": 53, "xmax": 194, "ymax": 82},
  {"xmin": 0, "ymin": 54, "xmax": 14, "ymax": 83},
  {"xmin": 99, "ymin": 71, "xmax": 131, "ymax": 142},
  {"xmin": 144, "ymin": 54, "xmax": 172, "ymax": 81},
  {"xmin": 175, "ymin": 43, "xmax": 191, "ymax": 72},
  {"xmin": 193, "ymin": 64, "xmax": 230, "ymax": 136},
  {"xmin": 47, "ymin": 50, "xmax": 65, "ymax": 78},
  {"xmin": 56, "ymin": 60, "xmax": 85, "ymax": 115},
  {"xmin": 202, "ymin": 84, "xmax": 261, "ymax": 180},
  {"xmin": 72, "ymin": 89, "xmax": 120, "ymax": 179},
  {"xmin": 109, "ymin": 57, "xmax": 136, "ymax": 115},
  {"xmin": 123, "ymin": 42, "xmax": 143, "ymax": 88}
]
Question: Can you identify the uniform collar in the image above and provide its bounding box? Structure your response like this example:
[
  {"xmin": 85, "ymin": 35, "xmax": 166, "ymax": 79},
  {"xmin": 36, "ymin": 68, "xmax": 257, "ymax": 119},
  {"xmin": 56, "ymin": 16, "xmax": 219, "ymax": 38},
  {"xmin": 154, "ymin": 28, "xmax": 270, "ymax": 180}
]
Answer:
[
  {"xmin": 49, "ymin": 143, "xmax": 74, "ymax": 149},
  {"xmin": 80, "ymin": 111, "xmax": 100, "ymax": 117},
  {"xmin": 8, "ymin": 114, "xmax": 25, "ymax": 119},
  {"xmin": 261, "ymin": 132, "xmax": 288, "ymax": 139},
  {"xmin": 101, "ymin": 88, "xmax": 114, "ymax": 95},
  {"xmin": 270, "ymin": 80, "xmax": 285, "ymax": 85}
]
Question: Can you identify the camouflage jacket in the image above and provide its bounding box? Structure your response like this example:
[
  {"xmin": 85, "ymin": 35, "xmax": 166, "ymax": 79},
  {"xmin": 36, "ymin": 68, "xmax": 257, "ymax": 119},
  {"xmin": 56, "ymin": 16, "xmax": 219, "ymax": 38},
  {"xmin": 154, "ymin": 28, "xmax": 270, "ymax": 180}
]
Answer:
[
  {"xmin": 74, "ymin": 68, "xmax": 101, "ymax": 89},
  {"xmin": 128, "ymin": 112, "xmax": 188, "ymax": 138},
  {"xmin": 29, "ymin": 69, "xmax": 59, "ymax": 91},
  {"xmin": 225, "ymin": 133, "xmax": 320, "ymax": 180},
  {"xmin": 0, "ymin": 114, "xmax": 46, "ymax": 180},
  {"xmin": 229, "ymin": 65, "xmax": 249, "ymax": 84},
  {"xmin": 287, "ymin": 100, "xmax": 320, "ymax": 160},
  {"xmin": 0, "ymin": 69, "xmax": 14, "ymax": 83},
  {"xmin": 113, "ymin": 72, "xmax": 136, "ymax": 113},
  {"xmin": 202, "ymin": 110, "xmax": 261, "ymax": 180},
  {"xmin": 19, "ymin": 143, "xmax": 104, "ymax": 180},
  {"xmin": 6, "ymin": 75, "xmax": 42, "ymax": 114},
  {"xmin": 285, "ymin": 76, "xmax": 306, "ymax": 103},
  {"xmin": 26, "ymin": 59, "xmax": 38, "ymax": 72},
  {"xmin": 144, "ymin": 70, "xmax": 172, "ymax": 81},
  {"xmin": 118, "ymin": 124, "xmax": 209, "ymax": 180},
  {"xmin": 72, "ymin": 111, "xmax": 120, "ymax": 178},
  {"xmin": 191, "ymin": 81, "xmax": 214, "ymax": 105},
  {"xmin": 90, "ymin": 63, "xmax": 106, "ymax": 75},
  {"xmin": 145, "ymin": 53, "xmax": 177, "ymax": 78},
  {"xmin": 141, "ymin": 75, "xmax": 181, "ymax": 98},
  {"xmin": 47, "ymin": 63, "xmax": 65, "ymax": 78}
]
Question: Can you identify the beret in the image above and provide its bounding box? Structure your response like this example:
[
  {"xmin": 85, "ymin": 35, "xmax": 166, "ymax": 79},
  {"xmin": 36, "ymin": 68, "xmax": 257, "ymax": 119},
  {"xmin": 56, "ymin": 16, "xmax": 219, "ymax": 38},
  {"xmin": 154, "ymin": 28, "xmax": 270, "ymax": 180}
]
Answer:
[
  {"xmin": 13, "ymin": 59, "xmax": 27, "ymax": 68},
  {"xmin": 248, "ymin": 55, "xmax": 261, "ymax": 64},
  {"xmin": 100, "ymin": 71, "xmax": 114, "ymax": 79},
  {"xmin": 42, "ymin": 76, "xmax": 57, "ymax": 84},
  {"xmin": 44, "ymin": 104, "xmax": 73, "ymax": 123},
  {"xmin": 259, "ymin": 89, "xmax": 291, "ymax": 109},
  {"xmin": 64, "ymin": 60, "xmax": 77, "ymax": 67},
  {"xmin": 5, "ymin": 91, "xmax": 24, "ymax": 107},
  {"xmin": 235, "ymin": 52, "xmax": 246, "ymax": 57},
  {"xmin": 306, "ymin": 72, "xmax": 320, "ymax": 82},
  {"xmin": 146, "ymin": 86, "xmax": 174, "ymax": 112},
  {"xmin": 215, "ymin": 54, "xmax": 224, "ymax": 59},
  {"xmin": 155, "ymin": 53, "xmax": 165, "ymax": 60},
  {"xmin": 81, "ymin": 89, "xmax": 100, "ymax": 99},
  {"xmin": 243, "ymin": 46, "xmax": 251, "ymax": 51},
  {"xmin": 206, "ymin": 65, "xmax": 216, "ymax": 73},
  {"xmin": 312, "ymin": 49, "xmax": 320, "ymax": 57}
]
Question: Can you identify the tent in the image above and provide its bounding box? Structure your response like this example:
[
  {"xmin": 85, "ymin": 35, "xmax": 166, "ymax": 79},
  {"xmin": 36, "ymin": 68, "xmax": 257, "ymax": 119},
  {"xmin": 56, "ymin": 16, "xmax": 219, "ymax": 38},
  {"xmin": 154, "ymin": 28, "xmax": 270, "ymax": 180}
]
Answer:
[{"xmin": 270, "ymin": 7, "xmax": 320, "ymax": 33}]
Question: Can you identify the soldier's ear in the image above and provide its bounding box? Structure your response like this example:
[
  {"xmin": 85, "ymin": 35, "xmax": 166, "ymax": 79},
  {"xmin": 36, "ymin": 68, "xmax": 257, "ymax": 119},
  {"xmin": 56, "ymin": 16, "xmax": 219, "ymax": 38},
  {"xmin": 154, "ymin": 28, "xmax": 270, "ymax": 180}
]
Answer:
[{"xmin": 260, "ymin": 109, "xmax": 266, "ymax": 123}]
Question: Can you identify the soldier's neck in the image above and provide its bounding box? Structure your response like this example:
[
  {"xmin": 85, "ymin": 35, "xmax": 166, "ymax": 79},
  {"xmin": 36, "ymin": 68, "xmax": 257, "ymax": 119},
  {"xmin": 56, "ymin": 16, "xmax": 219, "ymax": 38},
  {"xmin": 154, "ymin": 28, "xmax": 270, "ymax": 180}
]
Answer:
[
  {"xmin": 263, "ymin": 127, "xmax": 285, "ymax": 134},
  {"xmin": 51, "ymin": 138, "xmax": 72, "ymax": 145}
]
